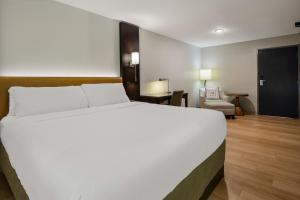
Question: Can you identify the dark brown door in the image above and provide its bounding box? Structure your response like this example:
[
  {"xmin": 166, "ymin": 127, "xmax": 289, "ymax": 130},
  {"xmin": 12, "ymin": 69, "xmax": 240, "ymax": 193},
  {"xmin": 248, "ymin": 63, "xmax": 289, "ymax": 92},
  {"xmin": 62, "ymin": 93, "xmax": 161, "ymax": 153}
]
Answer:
[{"xmin": 258, "ymin": 46, "xmax": 299, "ymax": 118}]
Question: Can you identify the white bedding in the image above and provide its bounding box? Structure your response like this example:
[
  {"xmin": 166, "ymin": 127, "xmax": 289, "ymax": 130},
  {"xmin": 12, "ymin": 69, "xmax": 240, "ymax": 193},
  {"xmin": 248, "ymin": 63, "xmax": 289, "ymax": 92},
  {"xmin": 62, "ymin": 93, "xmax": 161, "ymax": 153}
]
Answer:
[{"xmin": 0, "ymin": 102, "xmax": 226, "ymax": 200}]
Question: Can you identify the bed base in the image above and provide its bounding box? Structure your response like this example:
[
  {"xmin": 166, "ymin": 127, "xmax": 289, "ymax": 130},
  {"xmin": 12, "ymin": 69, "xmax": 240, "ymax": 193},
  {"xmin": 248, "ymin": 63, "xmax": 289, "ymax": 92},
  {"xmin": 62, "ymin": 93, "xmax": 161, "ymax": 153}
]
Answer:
[
  {"xmin": 199, "ymin": 166, "xmax": 224, "ymax": 200},
  {"xmin": 164, "ymin": 141, "xmax": 225, "ymax": 200},
  {"xmin": 0, "ymin": 141, "xmax": 225, "ymax": 200}
]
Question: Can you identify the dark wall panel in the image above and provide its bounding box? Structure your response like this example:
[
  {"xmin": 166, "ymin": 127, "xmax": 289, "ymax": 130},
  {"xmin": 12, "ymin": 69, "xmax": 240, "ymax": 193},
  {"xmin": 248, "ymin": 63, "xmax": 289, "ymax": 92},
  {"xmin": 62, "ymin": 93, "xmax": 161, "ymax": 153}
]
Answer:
[{"xmin": 119, "ymin": 22, "xmax": 140, "ymax": 100}]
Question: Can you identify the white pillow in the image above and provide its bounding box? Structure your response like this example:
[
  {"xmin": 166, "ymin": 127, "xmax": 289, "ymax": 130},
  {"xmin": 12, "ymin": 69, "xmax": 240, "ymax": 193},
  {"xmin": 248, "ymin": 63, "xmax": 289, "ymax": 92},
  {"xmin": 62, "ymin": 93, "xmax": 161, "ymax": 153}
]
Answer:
[
  {"xmin": 8, "ymin": 91, "xmax": 16, "ymax": 116},
  {"xmin": 9, "ymin": 86, "xmax": 89, "ymax": 117},
  {"xmin": 81, "ymin": 83, "xmax": 129, "ymax": 107},
  {"xmin": 205, "ymin": 87, "xmax": 220, "ymax": 100}
]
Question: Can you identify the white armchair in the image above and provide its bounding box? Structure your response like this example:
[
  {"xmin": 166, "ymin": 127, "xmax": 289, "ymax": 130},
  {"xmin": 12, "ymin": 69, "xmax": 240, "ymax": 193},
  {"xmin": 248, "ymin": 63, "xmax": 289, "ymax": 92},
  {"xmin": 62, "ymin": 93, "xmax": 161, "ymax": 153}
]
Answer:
[{"xmin": 200, "ymin": 88, "xmax": 235, "ymax": 118}]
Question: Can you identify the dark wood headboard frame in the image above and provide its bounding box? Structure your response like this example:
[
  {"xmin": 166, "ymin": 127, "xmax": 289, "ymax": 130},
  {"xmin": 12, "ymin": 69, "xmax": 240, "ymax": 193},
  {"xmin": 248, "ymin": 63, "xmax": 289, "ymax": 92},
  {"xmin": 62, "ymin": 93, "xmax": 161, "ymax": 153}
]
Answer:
[{"xmin": 0, "ymin": 76, "xmax": 122, "ymax": 119}]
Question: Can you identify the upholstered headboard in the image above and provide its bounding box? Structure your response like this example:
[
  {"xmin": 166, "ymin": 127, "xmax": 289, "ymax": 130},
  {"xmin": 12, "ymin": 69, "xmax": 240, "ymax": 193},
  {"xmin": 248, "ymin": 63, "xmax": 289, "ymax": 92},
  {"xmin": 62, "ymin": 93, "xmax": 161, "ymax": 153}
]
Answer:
[{"xmin": 0, "ymin": 77, "xmax": 123, "ymax": 119}]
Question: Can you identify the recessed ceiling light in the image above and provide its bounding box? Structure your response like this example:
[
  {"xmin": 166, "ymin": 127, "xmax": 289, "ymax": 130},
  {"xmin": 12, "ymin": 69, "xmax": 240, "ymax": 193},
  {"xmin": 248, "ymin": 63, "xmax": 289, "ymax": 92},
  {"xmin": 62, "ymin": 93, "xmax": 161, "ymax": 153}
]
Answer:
[{"xmin": 214, "ymin": 28, "xmax": 225, "ymax": 34}]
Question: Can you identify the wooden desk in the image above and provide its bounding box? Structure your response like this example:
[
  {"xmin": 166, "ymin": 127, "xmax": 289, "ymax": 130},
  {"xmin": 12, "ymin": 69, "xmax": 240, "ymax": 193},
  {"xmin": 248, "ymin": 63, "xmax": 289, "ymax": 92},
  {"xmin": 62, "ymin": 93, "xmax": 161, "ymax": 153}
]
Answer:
[
  {"xmin": 226, "ymin": 93, "xmax": 249, "ymax": 116},
  {"xmin": 140, "ymin": 92, "xmax": 188, "ymax": 107}
]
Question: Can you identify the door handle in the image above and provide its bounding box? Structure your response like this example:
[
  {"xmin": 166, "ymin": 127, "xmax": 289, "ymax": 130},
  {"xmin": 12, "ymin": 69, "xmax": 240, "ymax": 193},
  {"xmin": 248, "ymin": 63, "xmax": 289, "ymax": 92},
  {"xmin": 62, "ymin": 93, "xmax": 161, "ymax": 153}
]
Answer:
[{"xmin": 260, "ymin": 80, "xmax": 266, "ymax": 86}]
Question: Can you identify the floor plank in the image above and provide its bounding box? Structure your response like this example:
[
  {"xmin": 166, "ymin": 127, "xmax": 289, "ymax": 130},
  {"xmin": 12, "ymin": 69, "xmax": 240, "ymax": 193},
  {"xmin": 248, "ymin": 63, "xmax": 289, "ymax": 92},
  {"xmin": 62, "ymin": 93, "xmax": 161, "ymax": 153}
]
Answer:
[
  {"xmin": 1, "ymin": 115, "xmax": 299, "ymax": 200},
  {"xmin": 209, "ymin": 115, "xmax": 300, "ymax": 200}
]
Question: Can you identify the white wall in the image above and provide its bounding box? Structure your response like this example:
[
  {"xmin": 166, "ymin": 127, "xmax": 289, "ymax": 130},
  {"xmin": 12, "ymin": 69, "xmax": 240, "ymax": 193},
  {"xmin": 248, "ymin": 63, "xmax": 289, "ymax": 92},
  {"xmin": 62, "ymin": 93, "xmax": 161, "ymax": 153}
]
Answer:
[
  {"xmin": 201, "ymin": 34, "xmax": 300, "ymax": 114},
  {"xmin": 6, "ymin": 0, "xmax": 299, "ymax": 112},
  {"xmin": 0, "ymin": 0, "xmax": 203, "ymax": 107},
  {"xmin": 140, "ymin": 29, "xmax": 202, "ymax": 107},
  {"xmin": 0, "ymin": 0, "xmax": 119, "ymax": 77}
]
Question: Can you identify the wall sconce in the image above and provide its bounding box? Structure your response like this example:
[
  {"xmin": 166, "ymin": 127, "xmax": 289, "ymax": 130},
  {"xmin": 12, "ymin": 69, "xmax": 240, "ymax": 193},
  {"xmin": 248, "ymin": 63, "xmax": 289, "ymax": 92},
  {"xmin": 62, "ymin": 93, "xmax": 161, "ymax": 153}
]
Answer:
[
  {"xmin": 131, "ymin": 52, "xmax": 139, "ymax": 82},
  {"xmin": 131, "ymin": 52, "xmax": 139, "ymax": 65},
  {"xmin": 199, "ymin": 69, "xmax": 212, "ymax": 87}
]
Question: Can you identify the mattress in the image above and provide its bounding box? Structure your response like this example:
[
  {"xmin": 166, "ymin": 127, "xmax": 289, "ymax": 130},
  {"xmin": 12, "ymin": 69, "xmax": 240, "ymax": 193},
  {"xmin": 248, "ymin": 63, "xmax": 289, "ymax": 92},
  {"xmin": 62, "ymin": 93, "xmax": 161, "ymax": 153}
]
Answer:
[{"xmin": 0, "ymin": 102, "xmax": 226, "ymax": 200}]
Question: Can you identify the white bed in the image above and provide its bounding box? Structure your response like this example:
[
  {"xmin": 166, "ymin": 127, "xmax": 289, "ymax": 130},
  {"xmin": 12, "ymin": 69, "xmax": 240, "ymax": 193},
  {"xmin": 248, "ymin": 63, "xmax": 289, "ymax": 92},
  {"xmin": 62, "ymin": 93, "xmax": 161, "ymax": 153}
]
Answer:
[{"xmin": 1, "ymin": 102, "xmax": 226, "ymax": 200}]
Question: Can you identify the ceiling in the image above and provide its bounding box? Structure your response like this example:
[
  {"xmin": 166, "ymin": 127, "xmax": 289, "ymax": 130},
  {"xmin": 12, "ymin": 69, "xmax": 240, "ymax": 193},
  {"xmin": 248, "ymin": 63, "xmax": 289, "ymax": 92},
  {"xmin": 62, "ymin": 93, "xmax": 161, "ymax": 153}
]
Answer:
[{"xmin": 55, "ymin": 0, "xmax": 300, "ymax": 47}]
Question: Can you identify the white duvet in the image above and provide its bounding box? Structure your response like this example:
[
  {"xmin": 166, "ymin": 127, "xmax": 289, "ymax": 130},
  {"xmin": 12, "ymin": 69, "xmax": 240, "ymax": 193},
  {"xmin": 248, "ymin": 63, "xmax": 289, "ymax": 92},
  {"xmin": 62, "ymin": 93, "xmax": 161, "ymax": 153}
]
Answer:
[{"xmin": 0, "ymin": 102, "xmax": 226, "ymax": 200}]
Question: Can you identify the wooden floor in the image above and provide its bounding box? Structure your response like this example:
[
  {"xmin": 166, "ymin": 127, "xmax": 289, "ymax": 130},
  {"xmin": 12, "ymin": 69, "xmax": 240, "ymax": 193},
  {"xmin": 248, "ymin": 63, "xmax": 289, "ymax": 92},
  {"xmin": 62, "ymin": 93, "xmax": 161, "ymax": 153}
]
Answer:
[
  {"xmin": 0, "ymin": 115, "xmax": 299, "ymax": 200},
  {"xmin": 209, "ymin": 115, "xmax": 300, "ymax": 200}
]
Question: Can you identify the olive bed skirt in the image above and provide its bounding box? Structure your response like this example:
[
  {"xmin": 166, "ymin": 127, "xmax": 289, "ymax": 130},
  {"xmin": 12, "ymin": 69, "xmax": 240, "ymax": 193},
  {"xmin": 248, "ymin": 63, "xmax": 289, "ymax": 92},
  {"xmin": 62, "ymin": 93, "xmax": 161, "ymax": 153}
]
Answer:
[{"xmin": 0, "ymin": 141, "xmax": 225, "ymax": 200}]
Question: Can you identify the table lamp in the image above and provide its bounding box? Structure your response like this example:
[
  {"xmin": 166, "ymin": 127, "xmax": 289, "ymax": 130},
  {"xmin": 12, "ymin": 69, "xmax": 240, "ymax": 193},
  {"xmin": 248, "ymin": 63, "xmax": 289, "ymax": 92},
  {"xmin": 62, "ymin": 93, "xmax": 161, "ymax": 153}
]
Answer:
[
  {"xmin": 199, "ymin": 69, "xmax": 212, "ymax": 87},
  {"xmin": 158, "ymin": 78, "xmax": 170, "ymax": 93}
]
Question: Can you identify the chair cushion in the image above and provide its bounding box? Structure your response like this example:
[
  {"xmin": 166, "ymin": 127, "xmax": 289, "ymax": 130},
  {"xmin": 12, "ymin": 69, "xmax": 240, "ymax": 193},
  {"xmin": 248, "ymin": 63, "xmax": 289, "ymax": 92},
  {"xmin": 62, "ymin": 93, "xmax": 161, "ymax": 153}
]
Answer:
[{"xmin": 204, "ymin": 100, "xmax": 234, "ymax": 109}]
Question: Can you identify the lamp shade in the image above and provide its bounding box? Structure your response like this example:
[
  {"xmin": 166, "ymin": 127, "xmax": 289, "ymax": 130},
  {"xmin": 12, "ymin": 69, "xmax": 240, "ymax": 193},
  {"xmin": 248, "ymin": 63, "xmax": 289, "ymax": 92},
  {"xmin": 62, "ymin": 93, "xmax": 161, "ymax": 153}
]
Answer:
[
  {"xmin": 199, "ymin": 69, "xmax": 212, "ymax": 80},
  {"xmin": 131, "ymin": 52, "xmax": 139, "ymax": 65}
]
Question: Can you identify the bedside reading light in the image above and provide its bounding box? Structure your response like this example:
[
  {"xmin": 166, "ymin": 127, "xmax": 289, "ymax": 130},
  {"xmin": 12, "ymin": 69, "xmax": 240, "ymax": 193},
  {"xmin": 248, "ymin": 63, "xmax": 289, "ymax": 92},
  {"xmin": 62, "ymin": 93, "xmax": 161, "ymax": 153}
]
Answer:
[
  {"xmin": 199, "ymin": 69, "xmax": 212, "ymax": 87},
  {"xmin": 131, "ymin": 52, "xmax": 139, "ymax": 82},
  {"xmin": 131, "ymin": 52, "xmax": 139, "ymax": 65}
]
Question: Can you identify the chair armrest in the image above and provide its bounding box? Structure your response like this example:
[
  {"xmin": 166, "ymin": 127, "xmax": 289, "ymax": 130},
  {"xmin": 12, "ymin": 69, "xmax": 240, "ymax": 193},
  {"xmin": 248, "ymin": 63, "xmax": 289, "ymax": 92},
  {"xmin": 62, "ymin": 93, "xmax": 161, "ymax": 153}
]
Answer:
[
  {"xmin": 219, "ymin": 90, "xmax": 232, "ymax": 102},
  {"xmin": 221, "ymin": 94, "xmax": 231, "ymax": 102}
]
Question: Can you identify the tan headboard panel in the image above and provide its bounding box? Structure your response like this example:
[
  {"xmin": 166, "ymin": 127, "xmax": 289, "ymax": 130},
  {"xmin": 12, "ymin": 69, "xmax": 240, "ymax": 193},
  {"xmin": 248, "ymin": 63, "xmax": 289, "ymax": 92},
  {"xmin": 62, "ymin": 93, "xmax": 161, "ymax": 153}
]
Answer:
[{"xmin": 0, "ymin": 76, "xmax": 122, "ymax": 119}]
